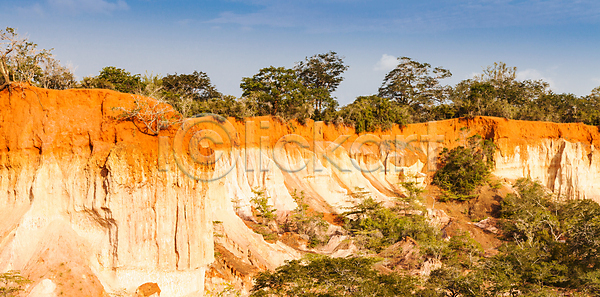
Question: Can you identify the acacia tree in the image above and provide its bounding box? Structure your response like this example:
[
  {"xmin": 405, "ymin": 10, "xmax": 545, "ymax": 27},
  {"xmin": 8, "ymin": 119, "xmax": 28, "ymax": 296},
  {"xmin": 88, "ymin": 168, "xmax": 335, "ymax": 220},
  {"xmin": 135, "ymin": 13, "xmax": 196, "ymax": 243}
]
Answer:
[
  {"xmin": 294, "ymin": 51, "xmax": 348, "ymax": 120},
  {"xmin": 240, "ymin": 66, "xmax": 314, "ymax": 120},
  {"xmin": 0, "ymin": 27, "xmax": 19, "ymax": 89},
  {"xmin": 378, "ymin": 56, "xmax": 451, "ymax": 108},
  {"xmin": 450, "ymin": 62, "xmax": 550, "ymax": 119},
  {"xmin": 0, "ymin": 27, "xmax": 74, "ymax": 91},
  {"xmin": 160, "ymin": 71, "xmax": 223, "ymax": 117},
  {"xmin": 162, "ymin": 70, "xmax": 221, "ymax": 101}
]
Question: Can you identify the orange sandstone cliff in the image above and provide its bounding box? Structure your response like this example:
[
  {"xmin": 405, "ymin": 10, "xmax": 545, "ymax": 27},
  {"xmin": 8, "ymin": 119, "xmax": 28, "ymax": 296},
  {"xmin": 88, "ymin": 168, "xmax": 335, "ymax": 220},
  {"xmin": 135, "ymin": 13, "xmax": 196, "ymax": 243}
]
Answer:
[{"xmin": 1, "ymin": 85, "xmax": 600, "ymax": 296}]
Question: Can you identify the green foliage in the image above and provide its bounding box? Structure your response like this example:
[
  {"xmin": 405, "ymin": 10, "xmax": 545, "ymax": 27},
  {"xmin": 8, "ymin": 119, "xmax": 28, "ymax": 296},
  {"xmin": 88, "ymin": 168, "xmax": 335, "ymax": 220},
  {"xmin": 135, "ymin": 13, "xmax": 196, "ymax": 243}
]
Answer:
[
  {"xmin": 500, "ymin": 178, "xmax": 561, "ymax": 244},
  {"xmin": 82, "ymin": 66, "xmax": 144, "ymax": 94},
  {"xmin": 240, "ymin": 66, "xmax": 315, "ymax": 121},
  {"xmin": 378, "ymin": 56, "xmax": 452, "ymax": 108},
  {"xmin": 247, "ymin": 188, "xmax": 279, "ymax": 241},
  {"xmin": 560, "ymin": 198, "xmax": 600, "ymax": 271},
  {"xmin": 295, "ymin": 51, "xmax": 348, "ymax": 94},
  {"xmin": 162, "ymin": 71, "xmax": 222, "ymax": 102},
  {"xmin": 251, "ymin": 188, "xmax": 277, "ymax": 223},
  {"xmin": 0, "ymin": 27, "xmax": 75, "ymax": 90},
  {"xmin": 283, "ymin": 190, "xmax": 329, "ymax": 248},
  {"xmin": 294, "ymin": 51, "xmax": 348, "ymax": 121},
  {"xmin": 425, "ymin": 266, "xmax": 485, "ymax": 297},
  {"xmin": 450, "ymin": 62, "xmax": 548, "ymax": 119},
  {"xmin": 399, "ymin": 179, "xmax": 425, "ymax": 204},
  {"xmin": 254, "ymin": 179, "xmax": 600, "ymax": 296},
  {"xmin": 250, "ymin": 256, "xmax": 416, "ymax": 297},
  {"xmin": 0, "ymin": 271, "xmax": 30, "ymax": 297},
  {"xmin": 190, "ymin": 95, "xmax": 254, "ymax": 121},
  {"xmin": 459, "ymin": 178, "xmax": 600, "ymax": 295},
  {"xmin": 252, "ymin": 224, "xmax": 279, "ymax": 242},
  {"xmin": 238, "ymin": 52, "xmax": 346, "ymax": 122},
  {"xmin": 338, "ymin": 95, "xmax": 407, "ymax": 133},
  {"xmin": 432, "ymin": 135, "xmax": 496, "ymax": 200},
  {"xmin": 205, "ymin": 282, "xmax": 241, "ymax": 297},
  {"xmin": 159, "ymin": 70, "xmax": 224, "ymax": 117},
  {"xmin": 343, "ymin": 190, "xmax": 439, "ymax": 252}
]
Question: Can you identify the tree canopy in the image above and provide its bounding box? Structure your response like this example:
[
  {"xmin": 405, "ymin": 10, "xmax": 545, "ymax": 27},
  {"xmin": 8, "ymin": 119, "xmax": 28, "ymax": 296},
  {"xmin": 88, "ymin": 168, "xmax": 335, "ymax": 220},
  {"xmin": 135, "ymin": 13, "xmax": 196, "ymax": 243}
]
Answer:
[
  {"xmin": 240, "ymin": 66, "xmax": 314, "ymax": 120},
  {"xmin": 162, "ymin": 70, "xmax": 222, "ymax": 102},
  {"xmin": 294, "ymin": 51, "xmax": 348, "ymax": 120},
  {"xmin": 378, "ymin": 56, "xmax": 452, "ymax": 108},
  {"xmin": 338, "ymin": 95, "xmax": 407, "ymax": 133}
]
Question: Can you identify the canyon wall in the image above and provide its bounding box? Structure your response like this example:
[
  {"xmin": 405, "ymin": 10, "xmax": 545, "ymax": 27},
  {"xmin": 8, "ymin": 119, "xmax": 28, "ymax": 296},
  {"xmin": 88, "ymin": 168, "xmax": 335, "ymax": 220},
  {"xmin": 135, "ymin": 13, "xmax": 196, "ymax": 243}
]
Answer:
[{"xmin": 1, "ymin": 86, "xmax": 599, "ymax": 296}]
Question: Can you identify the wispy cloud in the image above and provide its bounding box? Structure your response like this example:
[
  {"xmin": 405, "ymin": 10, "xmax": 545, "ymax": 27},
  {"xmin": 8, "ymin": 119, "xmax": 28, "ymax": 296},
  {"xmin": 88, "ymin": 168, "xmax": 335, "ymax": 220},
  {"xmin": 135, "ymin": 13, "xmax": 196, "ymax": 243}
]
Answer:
[
  {"xmin": 205, "ymin": 0, "xmax": 600, "ymax": 33},
  {"xmin": 208, "ymin": 7, "xmax": 298, "ymax": 29},
  {"xmin": 16, "ymin": 3, "xmax": 45, "ymax": 17},
  {"xmin": 40, "ymin": 0, "xmax": 128, "ymax": 14},
  {"xmin": 373, "ymin": 54, "xmax": 397, "ymax": 71}
]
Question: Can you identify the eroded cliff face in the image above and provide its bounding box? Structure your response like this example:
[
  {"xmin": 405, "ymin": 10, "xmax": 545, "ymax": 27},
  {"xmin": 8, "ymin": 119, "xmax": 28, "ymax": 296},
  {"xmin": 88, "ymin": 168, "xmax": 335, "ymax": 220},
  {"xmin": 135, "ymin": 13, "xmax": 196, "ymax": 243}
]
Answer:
[
  {"xmin": 1, "ymin": 86, "xmax": 600, "ymax": 296},
  {"xmin": 0, "ymin": 85, "xmax": 213, "ymax": 296}
]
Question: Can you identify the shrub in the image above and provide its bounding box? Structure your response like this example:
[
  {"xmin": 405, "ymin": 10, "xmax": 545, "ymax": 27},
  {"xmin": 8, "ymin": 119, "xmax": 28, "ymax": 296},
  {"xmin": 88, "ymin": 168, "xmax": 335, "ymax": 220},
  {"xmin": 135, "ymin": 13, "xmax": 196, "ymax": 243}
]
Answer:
[
  {"xmin": 0, "ymin": 270, "xmax": 30, "ymax": 297},
  {"xmin": 283, "ymin": 190, "xmax": 328, "ymax": 248},
  {"xmin": 432, "ymin": 135, "xmax": 496, "ymax": 200},
  {"xmin": 112, "ymin": 95, "xmax": 182, "ymax": 135},
  {"xmin": 342, "ymin": 190, "xmax": 438, "ymax": 252},
  {"xmin": 250, "ymin": 188, "xmax": 277, "ymax": 223}
]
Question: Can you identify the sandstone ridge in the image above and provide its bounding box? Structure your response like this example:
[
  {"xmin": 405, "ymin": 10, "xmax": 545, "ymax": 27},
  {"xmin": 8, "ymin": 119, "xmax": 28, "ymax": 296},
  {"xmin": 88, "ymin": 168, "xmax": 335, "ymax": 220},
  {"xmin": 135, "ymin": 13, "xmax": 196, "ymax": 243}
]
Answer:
[{"xmin": 1, "ymin": 86, "xmax": 599, "ymax": 296}]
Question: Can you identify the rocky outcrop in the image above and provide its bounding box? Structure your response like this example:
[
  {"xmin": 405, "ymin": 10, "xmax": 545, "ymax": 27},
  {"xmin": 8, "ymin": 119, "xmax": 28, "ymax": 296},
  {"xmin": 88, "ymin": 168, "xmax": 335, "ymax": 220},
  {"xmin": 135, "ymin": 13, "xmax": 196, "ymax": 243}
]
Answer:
[{"xmin": 1, "ymin": 86, "xmax": 600, "ymax": 296}]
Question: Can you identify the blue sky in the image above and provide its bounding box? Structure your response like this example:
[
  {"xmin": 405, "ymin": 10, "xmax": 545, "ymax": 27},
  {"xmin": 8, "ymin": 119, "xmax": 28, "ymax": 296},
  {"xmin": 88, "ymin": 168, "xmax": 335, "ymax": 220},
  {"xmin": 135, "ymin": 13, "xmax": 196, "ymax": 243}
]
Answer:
[{"xmin": 2, "ymin": 0, "xmax": 600, "ymax": 105}]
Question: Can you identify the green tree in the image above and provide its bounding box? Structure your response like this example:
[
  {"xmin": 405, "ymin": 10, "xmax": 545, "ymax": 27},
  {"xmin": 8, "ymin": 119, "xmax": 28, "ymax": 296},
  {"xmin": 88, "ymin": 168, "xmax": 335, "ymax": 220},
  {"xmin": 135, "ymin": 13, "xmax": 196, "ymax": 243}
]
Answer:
[
  {"xmin": 162, "ymin": 71, "xmax": 222, "ymax": 102},
  {"xmin": 283, "ymin": 190, "xmax": 328, "ymax": 248},
  {"xmin": 378, "ymin": 56, "xmax": 452, "ymax": 108},
  {"xmin": 432, "ymin": 135, "xmax": 496, "ymax": 200},
  {"xmin": 451, "ymin": 62, "xmax": 550, "ymax": 119},
  {"xmin": 240, "ymin": 66, "xmax": 314, "ymax": 120},
  {"xmin": 250, "ymin": 188, "xmax": 277, "ymax": 224},
  {"xmin": 35, "ymin": 57, "xmax": 76, "ymax": 90},
  {"xmin": 561, "ymin": 199, "xmax": 600, "ymax": 270},
  {"xmin": 194, "ymin": 95, "xmax": 256, "ymax": 121},
  {"xmin": 159, "ymin": 71, "xmax": 222, "ymax": 117},
  {"xmin": 573, "ymin": 87, "xmax": 600, "ymax": 125},
  {"xmin": 294, "ymin": 51, "xmax": 348, "ymax": 121},
  {"xmin": 99, "ymin": 66, "xmax": 143, "ymax": 93},
  {"xmin": 342, "ymin": 191, "xmax": 439, "ymax": 252},
  {"xmin": 338, "ymin": 95, "xmax": 407, "ymax": 133}
]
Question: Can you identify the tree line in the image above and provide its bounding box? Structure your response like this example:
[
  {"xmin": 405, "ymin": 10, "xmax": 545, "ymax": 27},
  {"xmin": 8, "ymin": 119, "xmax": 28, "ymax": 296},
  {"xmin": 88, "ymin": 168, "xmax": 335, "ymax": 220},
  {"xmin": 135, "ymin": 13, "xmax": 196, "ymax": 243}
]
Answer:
[{"xmin": 3, "ymin": 27, "xmax": 600, "ymax": 132}]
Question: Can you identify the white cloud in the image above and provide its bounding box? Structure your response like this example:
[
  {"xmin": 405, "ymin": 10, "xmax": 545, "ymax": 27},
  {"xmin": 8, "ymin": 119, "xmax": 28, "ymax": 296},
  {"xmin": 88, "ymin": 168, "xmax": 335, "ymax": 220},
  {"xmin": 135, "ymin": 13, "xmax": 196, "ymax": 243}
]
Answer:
[
  {"xmin": 47, "ymin": 0, "xmax": 128, "ymax": 14},
  {"xmin": 517, "ymin": 68, "xmax": 557, "ymax": 91},
  {"xmin": 373, "ymin": 54, "xmax": 397, "ymax": 71},
  {"xmin": 592, "ymin": 77, "xmax": 600, "ymax": 85}
]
